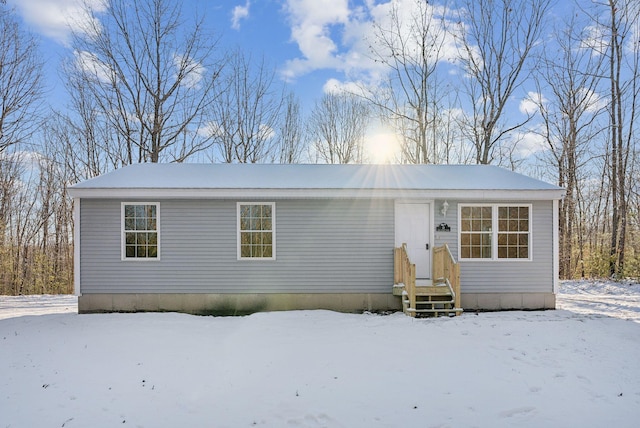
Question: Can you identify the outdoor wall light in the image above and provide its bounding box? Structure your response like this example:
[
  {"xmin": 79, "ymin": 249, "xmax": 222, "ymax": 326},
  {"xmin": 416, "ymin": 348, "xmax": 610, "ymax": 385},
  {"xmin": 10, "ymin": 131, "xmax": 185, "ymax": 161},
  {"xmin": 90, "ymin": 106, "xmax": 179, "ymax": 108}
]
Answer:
[{"xmin": 441, "ymin": 200, "xmax": 449, "ymax": 217}]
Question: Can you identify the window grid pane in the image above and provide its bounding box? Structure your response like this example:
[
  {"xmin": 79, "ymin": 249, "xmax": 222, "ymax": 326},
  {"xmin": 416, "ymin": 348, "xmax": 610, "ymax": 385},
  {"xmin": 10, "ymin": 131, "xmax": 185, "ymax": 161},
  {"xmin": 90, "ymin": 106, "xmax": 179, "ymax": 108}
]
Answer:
[
  {"xmin": 497, "ymin": 206, "xmax": 529, "ymax": 259},
  {"xmin": 124, "ymin": 204, "xmax": 158, "ymax": 259},
  {"xmin": 460, "ymin": 205, "xmax": 492, "ymax": 259},
  {"xmin": 239, "ymin": 204, "xmax": 274, "ymax": 259}
]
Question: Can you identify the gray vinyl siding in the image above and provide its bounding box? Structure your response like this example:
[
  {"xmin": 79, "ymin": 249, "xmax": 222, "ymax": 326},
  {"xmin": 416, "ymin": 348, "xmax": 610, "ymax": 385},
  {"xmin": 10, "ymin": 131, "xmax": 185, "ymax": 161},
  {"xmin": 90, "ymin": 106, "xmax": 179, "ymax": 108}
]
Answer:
[
  {"xmin": 80, "ymin": 198, "xmax": 394, "ymax": 294},
  {"xmin": 434, "ymin": 199, "xmax": 554, "ymax": 293}
]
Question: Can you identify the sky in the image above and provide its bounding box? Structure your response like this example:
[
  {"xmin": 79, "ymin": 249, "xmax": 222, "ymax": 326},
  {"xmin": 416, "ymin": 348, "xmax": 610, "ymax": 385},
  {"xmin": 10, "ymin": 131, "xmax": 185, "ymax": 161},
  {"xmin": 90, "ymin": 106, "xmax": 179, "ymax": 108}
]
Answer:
[
  {"xmin": 7, "ymin": 0, "xmax": 397, "ymax": 108},
  {"xmin": 4, "ymin": 0, "xmax": 577, "ymax": 164}
]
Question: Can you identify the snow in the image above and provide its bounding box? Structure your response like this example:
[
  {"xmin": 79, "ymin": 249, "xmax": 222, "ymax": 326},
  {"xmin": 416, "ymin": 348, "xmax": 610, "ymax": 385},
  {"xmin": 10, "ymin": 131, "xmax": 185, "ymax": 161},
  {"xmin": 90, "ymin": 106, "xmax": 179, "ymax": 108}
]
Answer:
[
  {"xmin": 558, "ymin": 279, "xmax": 640, "ymax": 323},
  {"xmin": 1, "ymin": 281, "xmax": 639, "ymax": 427},
  {"xmin": 0, "ymin": 294, "xmax": 77, "ymax": 321},
  {"xmin": 69, "ymin": 163, "xmax": 562, "ymax": 192}
]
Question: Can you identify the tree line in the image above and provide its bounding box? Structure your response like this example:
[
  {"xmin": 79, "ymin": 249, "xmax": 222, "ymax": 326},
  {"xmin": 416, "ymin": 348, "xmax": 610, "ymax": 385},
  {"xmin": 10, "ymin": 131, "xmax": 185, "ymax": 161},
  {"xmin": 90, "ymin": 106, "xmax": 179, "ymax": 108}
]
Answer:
[{"xmin": 1, "ymin": 0, "xmax": 639, "ymax": 295}]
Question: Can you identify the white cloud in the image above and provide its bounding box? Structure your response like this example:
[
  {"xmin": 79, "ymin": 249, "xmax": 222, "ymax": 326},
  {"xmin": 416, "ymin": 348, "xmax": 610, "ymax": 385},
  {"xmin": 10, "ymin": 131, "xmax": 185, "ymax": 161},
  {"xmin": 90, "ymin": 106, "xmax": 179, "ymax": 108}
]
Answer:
[
  {"xmin": 510, "ymin": 127, "xmax": 547, "ymax": 160},
  {"xmin": 74, "ymin": 50, "xmax": 111, "ymax": 83},
  {"xmin": 577, "ymin": 87, "xmax": 607, "ymax": 113},
  {"xmin": 197, "ymin": 121, "xmax": 224, "ymax": 139},
  {"xmin": 258, "ymin": 124, "xmax": 276, "ymax": 141},
  {"xmin": 174, "ymin": 54, "xmax": 205, "ymax": 89},
  {"xmin": 197, "ymin": 121, "xmax": 275, "ymax": 142},
  {"xmin": 519, "ymin": 92, "xmax": 547, "ymax": 116},
  {"xmin": 231, "ymin": 1, "xmax": 250, "ymax": 30},
  {"xmin": 8, "ymin": 0, "xmax": 107, "ymax": 45},
  {"xmin": 364, "ymin": 0, "xmax": 459, "ymax": 64},
  {"xmin": 519, "ymin": 99, "xmax": 537, "ymax": 115},
  {"xmin": 0, "ymin": 150, "xmax": 43, "ymax": 165},
  {"xmin": 322, "ymin": 78, "xmax": 366, "ymax": 96},
  {"xmin": 281, "ymin": 0, "xmax": 350, "ymax": 80},
  {"xmin": 281, "ymin": 0, "xmax": 459, "ymax": 86},
  {"xmin": 579, "ymin": 24, "xmax": 607, "ymax": 55}
]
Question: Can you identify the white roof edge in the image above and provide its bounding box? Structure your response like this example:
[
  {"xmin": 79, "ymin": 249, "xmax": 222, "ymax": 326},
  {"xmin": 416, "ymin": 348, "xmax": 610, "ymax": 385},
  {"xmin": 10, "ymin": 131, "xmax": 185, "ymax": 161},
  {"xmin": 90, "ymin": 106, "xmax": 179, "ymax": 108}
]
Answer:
[
  {"xmin": 68, "ymin": 164, "xmax": 564, "ymax": 194},
  {"xmin": 68, "ymin": 187, "xmax": 565, "ymax": 200}
]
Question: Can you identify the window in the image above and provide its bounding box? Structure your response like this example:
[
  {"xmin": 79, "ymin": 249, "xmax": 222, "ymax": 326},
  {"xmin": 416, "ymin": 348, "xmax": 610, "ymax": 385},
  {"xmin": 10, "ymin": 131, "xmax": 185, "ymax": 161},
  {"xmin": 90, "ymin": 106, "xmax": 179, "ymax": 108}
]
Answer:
[
  {"xmin": 459, "ymin": 204, "xmax": 531, "ymax": 260},
  {"xmin": 122, "ymin": 203, "xmax": 159, "ymax": 260},
  {"xmin": 237, "ymin": 203, "xmax": 275, "ymax": 260},
  {"xmin": 497, "ymin": 206, "xmax": 529, "ymax": 259},
  {"xmin": 460, "ymin": 206, "xmax": 493, "ymax": 259}
]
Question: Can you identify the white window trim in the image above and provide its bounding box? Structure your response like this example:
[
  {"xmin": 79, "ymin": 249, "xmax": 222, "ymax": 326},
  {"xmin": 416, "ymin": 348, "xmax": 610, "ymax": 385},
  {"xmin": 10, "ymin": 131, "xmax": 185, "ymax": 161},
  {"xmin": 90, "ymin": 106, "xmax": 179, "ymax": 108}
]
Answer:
[
  {"xmin": 458, "ymin": 203, "xmax": 533, "ymax": 262},
  {"xmin": 237, "ymin": 202, "xmax": 276, "ymax": 261},
  {"xmin": 121, "ymin": 202, "xmax": 161, "ymax": 261}
]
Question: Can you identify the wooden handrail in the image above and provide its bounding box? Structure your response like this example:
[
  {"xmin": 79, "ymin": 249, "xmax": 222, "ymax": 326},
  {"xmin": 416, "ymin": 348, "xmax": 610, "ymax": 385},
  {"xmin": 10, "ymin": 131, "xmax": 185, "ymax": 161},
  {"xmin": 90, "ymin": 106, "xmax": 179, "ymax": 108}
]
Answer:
[
  {"xmin": 433, "ymin": 244, "xmax": 461, "ymax": 314},
  {"xmin": 394, "ymin": 243, "xmax": 416, "ymax": 316},
  {"xmin": 395, "ymin": 243, "xmax": 461, "ymax": 317}
]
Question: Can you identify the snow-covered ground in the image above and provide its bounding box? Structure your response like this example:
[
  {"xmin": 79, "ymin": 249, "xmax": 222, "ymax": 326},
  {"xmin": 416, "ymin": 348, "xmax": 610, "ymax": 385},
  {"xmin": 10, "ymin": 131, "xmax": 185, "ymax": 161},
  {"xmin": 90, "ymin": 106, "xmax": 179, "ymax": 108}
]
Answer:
[
  {"xmin": 1, "ymin": 281, "xmax": 639, "ymax": 427},
  {"xmin": 557, "ymin": 279, "xmax": 640, "ymax": 322},
  {"xmin": 0, "ymin": 294, "xmax": 77, "ymax": 320}
]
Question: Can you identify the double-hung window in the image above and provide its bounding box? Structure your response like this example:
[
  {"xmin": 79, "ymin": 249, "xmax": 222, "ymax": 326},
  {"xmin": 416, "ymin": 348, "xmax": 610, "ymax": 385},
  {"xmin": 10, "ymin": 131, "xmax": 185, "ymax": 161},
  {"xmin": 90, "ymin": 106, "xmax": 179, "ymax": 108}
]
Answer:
[
  {"xmin": 497, "ymin": 206, "xmax": 530, "ymax": 259},
  {"xmin": 459, "ymin": 206, "xmax": 493, "ymax": 259},
  {"xmin": 459, "ymin": 204, "xmax": 531, "ymax": 260},
  {"xmin": 122, "ymin": 203, "xmax": 159, "ymax": 260},
  {"xmin": 237, "ymin": 202, "xmax": 275, "ymax": 260}
]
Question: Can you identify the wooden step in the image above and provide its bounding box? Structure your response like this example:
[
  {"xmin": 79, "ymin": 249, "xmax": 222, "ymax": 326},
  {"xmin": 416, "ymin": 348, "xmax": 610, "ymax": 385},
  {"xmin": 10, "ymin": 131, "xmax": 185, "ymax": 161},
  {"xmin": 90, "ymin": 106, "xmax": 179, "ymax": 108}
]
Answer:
[
  {"xmin": 406, "ymin": 307, "xmax": 464, "ymax": 314},
  {"xmin": 414, "ymin": 308, "xmax": 463, "ymax": 313},
  {"xmin": 415, "ymin": 296, "xmax": 454, "ymax": 301},
  {"xmin": 398, "ymin": 276, "xmax": 462, "ymax": 317},
  {"xmin": 403, "ymin": 300, "xmax": 454, "ymax": 308},
  {"xmin": 404, "ymin": 296, "xmax": 455, "ymax": 303},
  {"xmin": 414, "ymin": 300, "xmax": 454, "ymax": 306},
  {"xmin": 414, "ymin": 285, "xmax": 452, "ymax": 295}
]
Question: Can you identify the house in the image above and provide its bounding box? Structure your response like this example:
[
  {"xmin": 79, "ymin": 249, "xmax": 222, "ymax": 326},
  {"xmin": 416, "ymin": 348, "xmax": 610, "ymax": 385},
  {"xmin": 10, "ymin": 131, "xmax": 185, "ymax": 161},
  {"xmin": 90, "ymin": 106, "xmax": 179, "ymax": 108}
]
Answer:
[{"xmin": 68, "ymin": 163, "xmax": 564, "ymax": 315}]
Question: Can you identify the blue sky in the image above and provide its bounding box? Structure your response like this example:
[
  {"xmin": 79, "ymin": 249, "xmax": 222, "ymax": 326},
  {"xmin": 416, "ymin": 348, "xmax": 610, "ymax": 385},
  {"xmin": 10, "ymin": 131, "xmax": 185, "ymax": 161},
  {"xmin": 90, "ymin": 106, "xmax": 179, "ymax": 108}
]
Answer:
[
  {"xmin": 6, "ymin": 0, "xmax": 491, "ymax": 103},
  {"xmin": 8, "ymin": 0, "xmax": 377, "ymax": 110},
  {"xmin": 8, "ymin": 0, "xmax": 445, "ymax": 162},
  {"xmin": 6, "ymin": 0, "xmax": 586, "ymax": 164}
]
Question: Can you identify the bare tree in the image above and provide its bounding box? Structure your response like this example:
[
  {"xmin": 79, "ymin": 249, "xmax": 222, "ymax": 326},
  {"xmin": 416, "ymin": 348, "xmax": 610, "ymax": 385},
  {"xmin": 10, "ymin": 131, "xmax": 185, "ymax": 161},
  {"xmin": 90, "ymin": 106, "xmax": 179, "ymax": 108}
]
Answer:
[
  {"xmin": 308, "ymin": 93, "xmax": 370, "ymax": 164},
  {"xmin": 0, "ymin": 155, "xmax": 40, "ymax": 294},
  {"xmin": 68, "ymin": 0, "xmax": 223, "ymax": 164},
  {"xmin": 534, "ymin": 14, "xmax": 607, "ymax": 278},
  {"xmin": 0, "ymin": 6, "xmax": 44, "ymax": 153},
  {"xmin": 0, "ymin": 153, "xmax": 21, "ymax": 245},
  {"xmin": 0, "ymin": 148, "xmax": 74, "ymax": 295},
  {"xmin": 362, "ymin": 0, "xmax": 451, "ymax": 164},
  {"xmin": 55, "ymin": 66, "xmax": 125, "ymax": 182},
  {"xmin": 455, "ymin": 0, "xmax": 551, "ymax": 164},
  {"xmin": 278, "ymin": 92, "xmax": 305, "ymax": 163},
  {"xmin": 210, "ymin": 49, "xmax": 284, "ymax": 163},
  {"xmin": 599, "ymin": 0, "xmax": 640, "ymax": 277},
  {"xmin": 33, "ymin": 142, "xmax": 73, "ymax": 294},
  {"xmin": 0, "ymin": 5, "xmax": 46, "ymax": 294}
]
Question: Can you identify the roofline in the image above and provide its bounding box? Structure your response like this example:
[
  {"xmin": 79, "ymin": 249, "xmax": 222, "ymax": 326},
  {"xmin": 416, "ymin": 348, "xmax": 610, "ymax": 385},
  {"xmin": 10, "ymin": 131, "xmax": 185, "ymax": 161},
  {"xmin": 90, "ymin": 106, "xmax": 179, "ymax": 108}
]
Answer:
[{"xmin": 68, "ymin": 187, "xmax": 565, "ymax": 200}]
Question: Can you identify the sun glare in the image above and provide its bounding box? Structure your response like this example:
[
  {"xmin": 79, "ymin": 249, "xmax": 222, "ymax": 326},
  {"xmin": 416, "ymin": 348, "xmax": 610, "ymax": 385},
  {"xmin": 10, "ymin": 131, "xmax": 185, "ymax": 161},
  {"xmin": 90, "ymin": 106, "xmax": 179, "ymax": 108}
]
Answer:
[{"xmin": 367, "ymin": 128, "xmax": 400, "ymax": 164}]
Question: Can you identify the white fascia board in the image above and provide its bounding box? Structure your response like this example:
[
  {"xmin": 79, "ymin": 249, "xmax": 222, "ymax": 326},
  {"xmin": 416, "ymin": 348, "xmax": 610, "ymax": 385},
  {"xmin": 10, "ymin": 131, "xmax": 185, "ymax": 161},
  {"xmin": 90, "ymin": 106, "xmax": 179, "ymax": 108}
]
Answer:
[{"xmin": 68, "ymin": 187, "xmax": 565, "ymax": 201}]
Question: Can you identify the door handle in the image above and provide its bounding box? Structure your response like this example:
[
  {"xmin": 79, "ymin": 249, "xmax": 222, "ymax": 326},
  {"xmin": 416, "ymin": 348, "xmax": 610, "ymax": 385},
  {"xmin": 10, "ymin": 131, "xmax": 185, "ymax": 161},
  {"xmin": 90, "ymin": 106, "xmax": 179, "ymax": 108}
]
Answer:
[{"xmin": 426, "ymin": 243, "xmax": 429, "ymax": 250}]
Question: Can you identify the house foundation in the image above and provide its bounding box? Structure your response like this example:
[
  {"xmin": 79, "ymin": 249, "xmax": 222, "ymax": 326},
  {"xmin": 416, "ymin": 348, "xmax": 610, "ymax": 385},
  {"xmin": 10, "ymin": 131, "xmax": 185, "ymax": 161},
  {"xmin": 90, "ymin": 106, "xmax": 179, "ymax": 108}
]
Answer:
[
  {"xmin": 78, "ymin": 291, "xmax": 555, "ymax": 314},
  {"xmin": 461, "ymin": 292, "xmax": 556, "ymax": 310},
  {"xmin": 78, "ymin": 293, "xmax": 403, "ymax": 315}
]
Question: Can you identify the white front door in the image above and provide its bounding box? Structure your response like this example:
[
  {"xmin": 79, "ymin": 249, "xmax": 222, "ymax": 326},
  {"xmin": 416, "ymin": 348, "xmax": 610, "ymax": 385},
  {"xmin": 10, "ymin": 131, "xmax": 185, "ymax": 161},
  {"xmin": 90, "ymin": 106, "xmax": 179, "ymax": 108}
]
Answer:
[{"xmin": 395, "ymin": 203, "xmax": 431, "ymax": 279}]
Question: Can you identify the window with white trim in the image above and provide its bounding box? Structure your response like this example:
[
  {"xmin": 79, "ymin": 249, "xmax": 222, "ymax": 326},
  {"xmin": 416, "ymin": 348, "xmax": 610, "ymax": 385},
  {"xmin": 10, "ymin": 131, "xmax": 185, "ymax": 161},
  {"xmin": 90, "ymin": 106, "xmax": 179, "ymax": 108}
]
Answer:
[
  {"xmin": 459, "ymin": 206, "xmax": 492, "ymax": 259},
  {"xmin": 122, "ymin": 203, "xmax": 159, "ymax": 260},
  {"xmin": 237, "ymin": 203, "xmax": 275, "ymax": 259},
  {"xmin": 497, "ymin": 206, "xmax": 530, "ymax": 259},
  {"xmin": 459, "ymin": 205, "xmax": 531, "ymax": 260}
]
